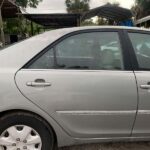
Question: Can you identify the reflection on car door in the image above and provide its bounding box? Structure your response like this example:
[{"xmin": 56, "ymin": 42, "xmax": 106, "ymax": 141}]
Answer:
[{"xmin": 15, "ymin": 30, "xmax": 138, "ymax": 138}]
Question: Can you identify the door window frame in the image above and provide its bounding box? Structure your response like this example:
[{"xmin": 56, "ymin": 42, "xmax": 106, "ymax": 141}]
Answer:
[{"xmin": 23, "ymin": 29, "xmax": 133, "ymax": 71}]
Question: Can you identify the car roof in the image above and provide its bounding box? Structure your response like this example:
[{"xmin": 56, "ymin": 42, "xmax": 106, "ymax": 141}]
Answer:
[{"xmin": 52, "ymin": 26, "xmax": 150, "ymax": 34}]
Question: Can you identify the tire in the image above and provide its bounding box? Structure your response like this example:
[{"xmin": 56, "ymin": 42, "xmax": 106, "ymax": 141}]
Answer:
[{"xmin": 0, "ymin": 112, "xmax": 55, "ymax": 150}]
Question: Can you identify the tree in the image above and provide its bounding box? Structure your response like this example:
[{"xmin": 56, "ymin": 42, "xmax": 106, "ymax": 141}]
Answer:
[
  {"xmin": 81, "ymin": 19, "xmax": 96, "ymax": 26},
  {"xmin": 16, "ymin": 0, "xmax": 43, "ymax": 36},
  {"xmin": 133, "ymin": 0, "xmax": 150, "ymax": 19},
  {"xmin": 131, "ymin": 5, "xmax": 142, "ymax": 20},
  {"xmin": 16, "ymin": 0, "xmax": 42, "ymax": 8},
  {"xmin": 3, "ymin": 0, "xmax": 43, "ymax": 45},
  {"xmin": 106, "ymin": 2, "xmax": 120, "ymax": 7},
  {"xmin": 65, "ymin": 0, "xmax": 90, "ymax": 13},
  {"xmin": 111, "ymin": 2, "xmax": 120, "ymax": 7},
  {"xmin": 97, "ymin": 17, "xmax": 108, "ymax": 25}
]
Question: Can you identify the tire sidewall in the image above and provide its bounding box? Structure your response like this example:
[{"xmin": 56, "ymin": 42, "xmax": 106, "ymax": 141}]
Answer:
[{"xmin": 0, "ymin": 113, "xmax": 54, "ymax": 150}]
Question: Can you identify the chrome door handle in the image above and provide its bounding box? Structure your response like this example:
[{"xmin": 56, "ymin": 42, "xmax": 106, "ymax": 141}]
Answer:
[
  {"xmin": 26, "ymin": 79, "xmax": 51, "ymax": 87},
  {"xmin": 140, "ymin": 85, "xmax": 150, "ymax": 89}
]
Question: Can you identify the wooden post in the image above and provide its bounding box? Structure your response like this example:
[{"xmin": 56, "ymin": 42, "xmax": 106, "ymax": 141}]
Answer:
[
  {"xmin": 0, "ymin": 0, "xmax": 5, "ymax": 46},
  {"xmin": 77, "ymin": 15, "xmax": 81, "ymax": 26},
  {"xmin": 31, "ymin": 21, "xmax": 34, "ymax": 36}
]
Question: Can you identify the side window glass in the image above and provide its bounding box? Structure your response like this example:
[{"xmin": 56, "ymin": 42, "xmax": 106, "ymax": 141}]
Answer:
[
  {"xmin": 129, "ymin": 33, "xmax": 150, "ymax": 70},
  {"xmin": 55, "ymin": 32, "xmax": 124, "ymax": 70},
  {"xmin": 28, "ymin": 48, "xmax": 54, "ymax": 69},
  {"xmin": 27, "ymin": 32, "xmax": 124, "ymax": 70}
]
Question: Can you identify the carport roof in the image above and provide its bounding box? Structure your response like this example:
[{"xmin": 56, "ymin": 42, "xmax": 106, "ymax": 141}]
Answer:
[
  {"xmin": 0, "ymin": 0, "xmax": 20, "ymax": 18},
  {"xmin": 23, "ymin": 13, "xmax": 81, "ymax": 28},
  {"xmin": 22, "ymin": 4, "xmax": 133, "ymax": 28},
  {"xmin": 81, "ymin": 4, "xmax": 133, "ymax": 21},
  {"xmin": 135, "ymin": 15, "xmax": 150, "ymax": 25}
]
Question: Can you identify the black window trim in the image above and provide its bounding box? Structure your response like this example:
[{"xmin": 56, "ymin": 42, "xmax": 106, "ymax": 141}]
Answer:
[
  {"xmin": 126, "ymin": 30, "xmax": 150, "ymax": 71},
  {"xmin": 23, "ymin": 28, "xmax": 132, "ymax": 71}
]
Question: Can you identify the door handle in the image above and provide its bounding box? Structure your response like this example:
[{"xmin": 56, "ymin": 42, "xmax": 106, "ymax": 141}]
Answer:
[
  {"xmin": 26, "ymin": 79, "xmax": 51, "ymax": 87},
  {"xmin": 140, "ymin": 85, "xmax": 150, "ymax": 89}
]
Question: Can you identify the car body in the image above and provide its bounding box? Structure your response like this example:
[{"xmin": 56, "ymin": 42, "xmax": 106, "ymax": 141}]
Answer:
[{"xmin": 0, "ymin": 26, "xmax": 150, "ymax": 149}]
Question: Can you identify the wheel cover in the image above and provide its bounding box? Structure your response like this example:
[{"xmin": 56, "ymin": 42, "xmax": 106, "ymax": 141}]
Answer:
[{"xmin": 0, "ymin": 125, "xmax": 42, "ymax": 150}]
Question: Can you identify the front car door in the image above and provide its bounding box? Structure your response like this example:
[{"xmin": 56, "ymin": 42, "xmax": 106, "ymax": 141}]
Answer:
[
  {"xmin": 15, "ymin": 29, "xmax": 137, "ymax": 138},
  {"xmin": 127, "ymin": 31, "xmax": 150, "ymax": 137}
]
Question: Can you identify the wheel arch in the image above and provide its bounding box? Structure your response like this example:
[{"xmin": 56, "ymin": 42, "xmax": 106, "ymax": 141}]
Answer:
[{"xmin": 0, "ymin": 109, "xmax": 58, "ymax": 148}]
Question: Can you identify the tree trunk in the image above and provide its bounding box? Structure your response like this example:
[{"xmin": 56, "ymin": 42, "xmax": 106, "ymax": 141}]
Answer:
[{"xmin": 0, "ymin": 9, "xmax": 5, "ymax": 46}]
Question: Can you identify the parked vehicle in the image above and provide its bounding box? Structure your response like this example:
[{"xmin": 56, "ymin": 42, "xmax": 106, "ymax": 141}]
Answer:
[{"xmin": 0, "ymin": 26, "xmax": 150, "ymax": 150}]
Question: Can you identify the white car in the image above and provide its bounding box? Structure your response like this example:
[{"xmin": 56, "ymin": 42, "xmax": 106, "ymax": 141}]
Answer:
[{"xmin": 0, "ymin": 26, "xmax": 150, "ymax": 150}]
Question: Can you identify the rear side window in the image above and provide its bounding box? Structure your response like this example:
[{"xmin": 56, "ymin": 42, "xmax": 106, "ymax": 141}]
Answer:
[
  {"xmin": 28, "ymin": 48, "xmax": 54, "ymax": 69},
  {"xmin": 129, "ymin": 33, "xmax": 150, "ymax": 70},
  {"xmin": 27, "ymin": 31, "xmax": 124, "ymax": 70}
]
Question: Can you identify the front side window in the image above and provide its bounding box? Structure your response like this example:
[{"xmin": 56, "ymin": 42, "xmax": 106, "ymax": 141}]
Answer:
[
  {"xmin": 128, "ymin": 33, "xmax": 150, "ymax": 70},
  {"xmin": 28, "ymin": 32, "xmax": 124, "ymax": 70}
]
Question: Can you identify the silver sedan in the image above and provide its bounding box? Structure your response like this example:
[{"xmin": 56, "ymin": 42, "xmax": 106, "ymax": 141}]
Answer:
[{"xmin": 0, "ymin": 26, "xmax": 150, "ymax": 150}]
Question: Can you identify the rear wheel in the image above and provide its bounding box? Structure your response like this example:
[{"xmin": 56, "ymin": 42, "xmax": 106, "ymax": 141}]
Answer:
[{"xmin": 0, "ymin": 112, "xmax": 55, "ymax": 150}]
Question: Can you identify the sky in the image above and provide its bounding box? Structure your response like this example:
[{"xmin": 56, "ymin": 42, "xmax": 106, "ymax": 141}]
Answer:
[{"xmin": 26, "ymin": 0, "xmax": 135, "ymax": 14}]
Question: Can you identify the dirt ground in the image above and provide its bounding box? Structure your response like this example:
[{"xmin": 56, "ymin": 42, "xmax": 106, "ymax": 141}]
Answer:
[{"xmin": 59, "ymin": 142, "xmax": 150, "ymax": 150}]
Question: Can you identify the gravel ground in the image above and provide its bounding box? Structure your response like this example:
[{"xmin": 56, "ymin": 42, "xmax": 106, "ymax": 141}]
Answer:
[{"xmin": 59, "ymin": 142, "xmax": 150, "ymax": 150}]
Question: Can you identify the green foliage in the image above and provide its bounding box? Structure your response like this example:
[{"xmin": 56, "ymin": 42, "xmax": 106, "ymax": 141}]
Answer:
[
  {"xmin": 97, "ymin": 17, "xmax": 108, "ymax": 25},
  {"xmin": 81, "ymin": 19, "xmax": 96, "ymax": 26},
  {"xmin": 4, "ymin": 17, "xmax": 43, "ymax": 37},
  {"xmin": 106, "ymin": 2, "xmax": 120, "ymax": 7},
  {"xmin": 4, "ymin": 18, "xmax": 19, "ymax": 34},
  {"xmin": 4, "ymin": 0, "xmax": 43, "ymax": 37},
  {"xmin": 111, "ymin": 2, "xmax": 120, "ymax": 7},
  {"xmin": 65, "ymin": 0, "xmax": 90, "ymax": 13},
  {"xmin": 133, "ymin": 0, "xmax": 150, "ymax": 19},
  {"xmin": 136, "ymin": 0, "xmax": 150, "ymax": 10},
  {"xmin": 16, "ymin": 0, "xmax": 42, "ymax": 8}
]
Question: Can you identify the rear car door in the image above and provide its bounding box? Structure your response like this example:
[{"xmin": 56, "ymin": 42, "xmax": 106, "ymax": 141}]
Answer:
[
  {"xmin": 127, "ymin": 31, "xmax": 150, "ymax": 137},
  {"xmin": 15, "ymin": 29, "xmax": 137, "ymax": 138}
]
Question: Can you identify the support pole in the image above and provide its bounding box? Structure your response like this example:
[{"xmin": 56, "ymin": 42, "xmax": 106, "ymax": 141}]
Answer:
[
  {"xmin": 31, "ymin": 21, "xmax": 34, "ymax": 36},
  {"xmin": 77, "ymin": 16, "xmax": 81, "ymax": 26}
]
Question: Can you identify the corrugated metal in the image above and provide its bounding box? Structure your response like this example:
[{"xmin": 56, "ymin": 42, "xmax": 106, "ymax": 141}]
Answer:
[
  {"xmin": 82, "ymin": 4, "xmax": 133, "ymax": 21},
  {"xmin": 0, "ymin": 0, "xmax": 20, "ymax": 18},
  {"xmin": 24, "ymin": 13, "xmax": 81, "ymax": 28}
]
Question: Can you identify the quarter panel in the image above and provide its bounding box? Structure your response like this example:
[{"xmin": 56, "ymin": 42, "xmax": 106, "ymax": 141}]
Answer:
[{"xmin": 0, "ymin": 69, "xmax": 73, "ymax": 147}]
